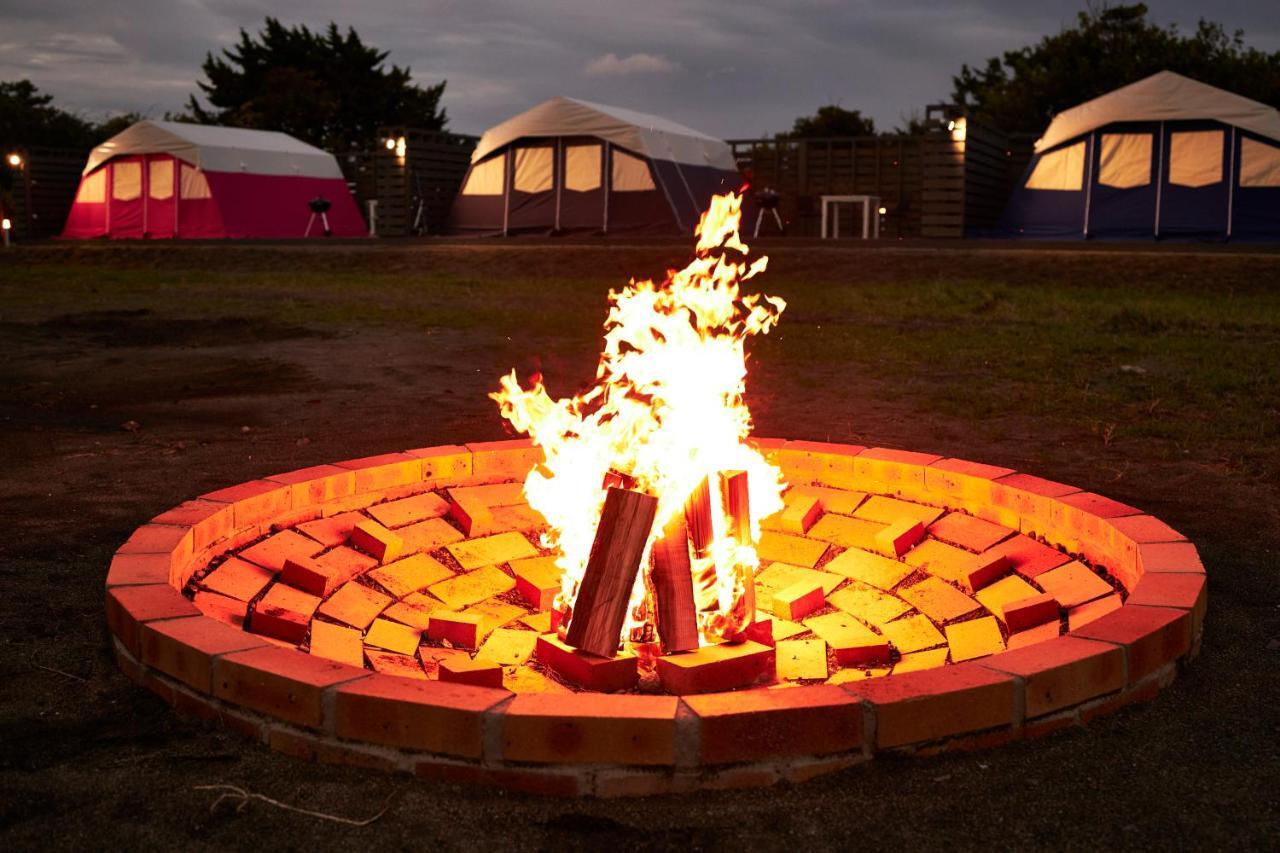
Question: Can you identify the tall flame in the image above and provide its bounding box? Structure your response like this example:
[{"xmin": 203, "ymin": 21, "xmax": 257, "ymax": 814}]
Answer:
[{"xmin": 491, "ymin": 192, "xmax": 786, "ymax": 652}]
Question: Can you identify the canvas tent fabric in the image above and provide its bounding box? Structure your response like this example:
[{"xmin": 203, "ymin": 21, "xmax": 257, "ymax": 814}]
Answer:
[
  {"xmin": 1002, "ymin": 72, "xmax": 1280, "ymax": 241},
  {"xmin": 62, "ymin": 120, "xmax": 364, "ymax": 239},
  {"xmin": 447, "ymin": 97, "xmax": 743, "ymax": 235}
]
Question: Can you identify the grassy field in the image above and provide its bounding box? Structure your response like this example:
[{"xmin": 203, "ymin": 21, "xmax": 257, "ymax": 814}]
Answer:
[{"xmin": 1, "ymin": 239, "xmax": 1277, "ymax": 849}]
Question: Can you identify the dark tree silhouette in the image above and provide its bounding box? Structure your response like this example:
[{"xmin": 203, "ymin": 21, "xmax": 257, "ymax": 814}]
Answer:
[{"xmin": 784, "ymin": 105, "xmax": 877, "ymax": 138}]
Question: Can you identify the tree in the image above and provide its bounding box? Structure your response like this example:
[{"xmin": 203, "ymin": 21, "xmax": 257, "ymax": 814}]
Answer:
[
  {"xmin": 184, "ymin": 18, "xmax": 447, "ymax": 151},
  {"xmin": 0, "ymin": 79, "xmax": 98, "ymax": 150},
  {"xmin": 952, "ymin": 4, "xmax": 1280, "ymax": 134},
  {"xmin": 784, "ymin": 105, "xmax": 876, "ymax": 138}
]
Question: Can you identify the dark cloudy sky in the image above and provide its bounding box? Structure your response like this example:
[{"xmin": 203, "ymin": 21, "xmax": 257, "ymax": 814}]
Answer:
[{"xmin": 2, "ymin": 1, "xmax": 1277, "ymax": 138}]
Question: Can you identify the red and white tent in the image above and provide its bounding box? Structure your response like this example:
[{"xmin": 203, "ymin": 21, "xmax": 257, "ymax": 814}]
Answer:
[{"xmin": 62, "ymin": 120, "xmax": 365, "ymax": 239}]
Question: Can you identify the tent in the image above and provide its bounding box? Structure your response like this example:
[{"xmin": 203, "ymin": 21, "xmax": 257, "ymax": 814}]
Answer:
[
  {"xmin": 62, "ymin": 120, "xmax": 365, "ymax": 239},
  {"xmin": 1001, "ymin": 72, "xmax": 1280, "ymax": 241},
  {"xmin": 447, "ymin": 97, "xmax": 743, "ymax": 235}
]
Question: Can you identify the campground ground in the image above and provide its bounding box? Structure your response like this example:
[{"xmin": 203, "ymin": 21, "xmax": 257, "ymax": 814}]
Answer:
[{"xmin": 0, "ymin": 238, "xmax": 1277, "ymax": 850}]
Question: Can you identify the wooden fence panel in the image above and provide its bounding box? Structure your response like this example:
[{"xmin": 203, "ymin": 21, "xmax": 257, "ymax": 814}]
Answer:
[
  {"xmin": 6, "ymin": 146, "xmax": 86, "ymax": 239},
  {"xmin": 372, "ymin": 128, "xmax": 477, "ymax": 236}
]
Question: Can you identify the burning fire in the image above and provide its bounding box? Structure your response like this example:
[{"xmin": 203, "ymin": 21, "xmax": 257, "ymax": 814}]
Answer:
[{"xmin": 491, "ymin": 192, "xmax": 786, "ymax": 655}]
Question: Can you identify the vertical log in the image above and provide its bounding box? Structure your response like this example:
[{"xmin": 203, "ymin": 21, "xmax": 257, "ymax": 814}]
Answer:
[
  {"xmin": 720, "ymin": 470, "xmax": 756, "ymax": 623},
  {"xmin": 684, "ymin": 476, "xmax": 714, "ymax": 559},
  {"xmin": 565, "ymin": 487, "xmax": 658, "ymax": 658},
  {"xmin": 651, "ymin": 514, "xmax": 699, "ymax": 653}
]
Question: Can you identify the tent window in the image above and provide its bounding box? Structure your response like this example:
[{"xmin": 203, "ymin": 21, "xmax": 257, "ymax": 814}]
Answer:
[
  {"xmin": 564, "ymin": 144, "xmax": 601, "ymax": 192},
  {"xmin": 513, "ymin": 146, "xmax": 553, "ymax": 193},
  {"xmin": 149, "ymin": 159, "xmax": 174, "ymax": 200},
  {"xmin": 112, "ymin": 161, "xmax": 141, "ymax": 201},
  {"xmin": 180, "ymin": 164, "xmax": 212, "ymax": 199},
  {"xmin": 1098, "ymin": 134, "xmax": 1151, "ymax": 189},
  {"xmin": 1168, "ymin": 131, "xmax": 1223, "ymax": 188},
  {"xmin": 611, "ymin": 149, "xmax": 656, "ymax": 192},
  {"xmin": 77, "ymin": 169, "xmax": 106, "ymax": 203},
  {"xmin": 1239, "ymin": 137, "xmax": 1280, "ymax": 188},
  {"xmin": 461, "ymin": 154, "xmax": 506, "ymax": 196},
  {"xmin": 1025, "ymin": 141, "xmax": 1084, "ymax": 191}
]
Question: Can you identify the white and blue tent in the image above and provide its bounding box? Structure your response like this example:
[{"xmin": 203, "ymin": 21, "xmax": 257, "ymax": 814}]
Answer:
[{"xmin": 1001, "ymin": 72, "xmax": 1280, "ymax": 241}]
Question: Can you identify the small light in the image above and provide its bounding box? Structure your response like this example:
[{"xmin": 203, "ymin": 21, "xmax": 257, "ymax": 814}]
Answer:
[
  {"xmin": 385, "ymin": 138, "xmax": 396, "ymax": 150},
  {"xmin": 395, "ymin": 136, "xmax": 407, "ymax": 159},
  {"xmin": 6, "ymin": 153, "xmax": 21, "ymax": 167},
  {"xmin": 950, "ymin": 117, "xmax": 967, "ymax": 142},
  {"xmin": 946, "ymin": 120, "xmax": 956, "ymax": 132},
  {"xmin": 1, "ymin": 217, "xmax": 10, "ymax": 230},
  {"xmin": 877, "ymin": 206, "xmax": 887, "ymax": 216}
]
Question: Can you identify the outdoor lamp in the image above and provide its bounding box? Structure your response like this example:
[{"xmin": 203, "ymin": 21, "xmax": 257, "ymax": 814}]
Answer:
[{"xmin": 6, "ymin": 153, "xmax": 21, "ymax": 167}]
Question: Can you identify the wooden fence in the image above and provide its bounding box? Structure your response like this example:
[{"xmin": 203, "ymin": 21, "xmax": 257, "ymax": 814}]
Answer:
[
  {"xmin": 369, "ymin": 128, "xmax": 477, "ymax": 236},
  {"xmin": 4, "ymin": 146, "xmax": 87, "ymax": 240}
]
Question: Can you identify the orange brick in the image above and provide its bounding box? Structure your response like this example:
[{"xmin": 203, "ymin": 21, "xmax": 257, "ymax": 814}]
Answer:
[
  {"xmin": 537, "ymin": 634, "xmax": 639, "ymax": 692},
  {"xmin": 152, "ymin": 499, "xmax": 235, "ymax": 553},
  {"xmin": 349, "ymin": 519, "xmax": 404, "ymax": 564},
  {"xmin": 201, "ymin": 479, "xmax": 292, "ymax": 530},
  {"xmin": 428, "ymin": 611, "xmax": 482, "ymax": 649},
  {"xmin": 106, "ymin": 552, "xmax": 171, "ymax": 587},
  {"xmin": 477, "ymin": 628, "xmax": 538, "ymax": 665},
  {"xmin": 1067, "ymin": 593, "xmax": 1123, "ymax": 630},
  {"xmin": 448, "ymin": 489, "xmax": 493, "ymax": 536},
  {"xmin": 383, "ymin": 593, "xmax": 444, "ymax": 630},
  {"xmin": 892, "ymin": 647, "xmax": 948, "ymax": 673},
  {"xmin": 881, "ymin": 614, "xmax": 946, "ymax": 654},
  {"xmin": 367, "ymin": 492, "xmax": 450, "ymax": 529},
  {"xmin": 288, "ymin": 546, "xmax": 379, "ymax": 597},
  {"xmin": 785, "ymin": 483, "xmax": 867, "ymax": 515},
  {"xmin": 249, "ymin": 583, "xmax": 319, "ymax": 644},
  {"xmin": 406, "ymin": 444, "xmax": 473, "ymax": 482},
  {"xmin": 141, "ymin": 615, "xmax": 266, "ymax": 692},
  {"xmin": 843, "ymin": 662, "xmax": 1016, "ymax": 748},
  {"xmin": 334, "ymin": 673, "xmax": 505, "ymax": 757},
  {"xmin": 317, "ymin": 581, "xmax": 392, "ymax": 630},
  {"xmin": 975, "ymin": 574, "xmax": 1039, "ymax": 619},
  {"xmin": 1002, "ymin": 593, "xmax": 1060, "ymax": 632},
  {"xmin": 501, "ymin": 693, "xmax": 678, "ymax": 765},
  {"xmin": 1127, "ymin": 573, "xmax": 1207, "ymax": 637},
  {"xmin": 806, "ymin": 514, "xmax": 886, "ymax": 551},
  {"xmin": 366, "ymin": 649, "xmax": 427, "ymax": 679},
  {"xmin": 875, "ymin": 518, "xmax": 925, "ymax": 558},
  {"xmin": 981, "ymin": 636, "xmax": 1124, "ymax": 718},
  {"xmin": 756, "ymin": 531, "xmax": 827, "ymax": 568},
  {"xmin": 1036, "ymin": 561, "xmax": 1113, "ymax": 609},
  {"xmin": 214, "ymin": 645, "xmax": 369, "ymax": 728},
  {"xmin": 308, "ymin": 620, "xmax": 363, "ymax": 667},
  {"xmin": 989, "ymin": 472, "xmax": 1078, "ymax": 530},
  {"xmin": 116, "ymin": 524, "xmax": 194, "ymax": 583},
  {"xmin": 805, "ymin": 611, "xmax": 891, "ymax": 665},
  {"xmin": 928, "ymin": 512, "xmax": 1014, "ymax": 553},
  {"xmin": 193, "ymin": 590, "xmax": 249, "ymax": 627},
  {"xmin": 446, "ymin": 532, "xmax": 538, "ymax": 570},
  {"xmin": 924, "ymin": 458, "xmax": 1015, "ymax": 503},
  {"xmin": 776, "ymin": 638, "xmax": 829, "ymax": 680},
  {"xmin": 1108, "ymin": 514, "xmax": 1186, "ymax": 544},
  {"xmin": 962, "ymin": 552, "xmax": 1013, "ymax": 592},
  {"xmin": 905, "ymin": 539, "xmax": 977, "ymax": 584},
  {"xmin": 771, "ymin": 580, "xmax": 825, "ymax": 620},
  {"xmin": 1007, "ymin": 620, "xmax": 1062, "ymax": 650},
  {"xmin": 945, "ymin": 616, "xmax": 1005, "ymax": 662},
  {"xmin": 200, "ymin": 556, "xmax": 275, "ymax": 601},
  {"xmin": 335, "ymin": 452, "xmax": 422, "ymax": 493},
  {"xmin": 984, "ymin": 534, "xmax": 1071, "ymax": 579},
  {"xmin": 1072, "ymin": 605, "xmax": 1191, "ymax": 685},
  {"xmin": 466, "ymin": 439, "xmax": 543, "ymax": 482},
  {"xmin": 1137, "ymin": 541, "xmax": 1204, "ymax": 574},
  {"xmin": 439, "ymin": 656, "xmax": 504, "ymax": 689},
  {"xmin": 827, "ymin": 583, "xmax": 910, "ymax": 627},
  {"xmin": 657, "ymin": 641, "xmax": 775, "ymax": 693},
  {"xmin": 398, "ymin": 517, "xmax": 466, "ymax": 553},
  {"xmin": 512, "ymin": 556, "xmax": 561, "ymax": 610},
  {"xmin": 823, "ymin": 548, "xmax": 913, "ymax": 590},
  {"xmin": 106, "ymin": 584, "xmax": 200, "ymax": 656},
  {"xmin": 366, "ymin": 617, "xmax": 423, "ymax": 655},
  {"xmin": 687, "ymin": 684, "xmax": 863, "ymax": 763},
  {"xmin": 490, "ymin": 503, "xmax": 546, "ymax": 533},
  {"xmin": 779, "ymin": 495, "xmax": 822, "ymax": 534},
  {"xmin": 776, "ymin": 440, "xmax": 862, "ymax": 487},
  {"xmin": 854, "ymin": 447, "xmax": 942, "ymax": 493},
  {"xmin": 239, "ymin": 529, "xmax": 324, "ymax": 572},
  {"xmin": 265, "ymin": 463, "xmax": 356, "ymax": 509},
  {"xmin": 855, "ymin": 495, "xmax": 944, "ymax": 526},
  {"xmin": 429, "ymin": 564, "xmax": 517, "ymax": 609},
  {"xmin": 367, "ymin": 553, "xmax": 452, "ymax": 598},
  {"xmin": 899, "ymin": 577, "xmax": 981, "ymax": 622},
  {"xmin": 296, "ymin": 511, "xmax": 366, "ymax": 548}
]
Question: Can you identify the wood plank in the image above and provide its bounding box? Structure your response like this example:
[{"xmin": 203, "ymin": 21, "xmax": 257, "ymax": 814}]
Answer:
[{"xmin": 651, "ymin": 514, "xmax": 699, "ymax": 653}]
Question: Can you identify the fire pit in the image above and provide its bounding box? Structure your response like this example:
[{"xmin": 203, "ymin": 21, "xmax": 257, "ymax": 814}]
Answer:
[{"xmin": 106, "ymin": 195, "xmax": 1205, "ymax": 795}]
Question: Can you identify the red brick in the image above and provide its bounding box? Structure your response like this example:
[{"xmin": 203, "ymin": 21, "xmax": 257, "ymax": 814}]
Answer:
[
  {"xmin": 200, "ymin": 556, "xmax": 274, "ymax": 601},
  {"xmin": 105, "ymin": 552, "xmax": 170, "ymax": 587},
  {"xmin": 439, "ymin": 656, "xmax": 504, "ymax": 689},
  {"xmin": 777, "ymin": 440, "xmax": 862, "ymax": 488},
  {"xmin": 535, "ymin": 634, "xmax": 639, "ymax": 692},
  {"xmin": 686, "ymin": 684, "xmax": 863, "ymax": 763},
  {"xmin": 265, "ymin": 464, "xmax": 356, "ymax": 509},
  {"xmin": 295, "ymin": 511, "xmax": 366, "ymax": 548},
  {"xmin": 843, "ymin": 663, "xmax": 1017, "ymax": 749},
  {"xmin": 502, "ymin": 693, "xmax": 678, "ymax": 765},
  {"xmin": 201, "ymin": 479, "xmax": 293, "ymax": 530},
  {"xmin": 348, "ymin": 519, "xmax": 403, "ymax": 564},
  {"xmin": 929, "ymin": 512, "xmax": 1015, "ymax": 553},
  {"xmin": 333, "ymin": 673, "xmax": 506, "ymax": 756},
  {"xmin": 141, "ymin": 615, "xmax": 267, "ymax": 692},
  {"xmin": 467, "ymin": 439, "xmax": 543, "ymax": 482},
  {"xmin": 428, "ymin": 611, "xmax": 482, "ymax": 649},
  {"xmin": 1056, "ymin": 491, "xmax": 1142, "ymax": 519},
  {"xmin": 117, "ymin": 524, "xmax": 194, "ymax": 584},
  {"xmin": 984, "ymin": 534, "xmax": 1071, "ymax": 579},
  {"xmin": 1002, "ymin": 593, "xmax": 1060, "ymax": 632},
  {"xmin": 989, "ymin": 473, "xmax": 1078, "ymax": 532},
  {"xmin": 406, "ymin": 444, "xmax": 473, "ymax": 481},
  {"xmin": 1138, "ymin": 541, "xmax": 1204, "ymax": 574},
  {"xmin": 655, "ymin": 641, "xmax": 774, "ymax": 694},
  {"xmin": 309, "ymin": 620, "xmax": 364, "ymax": 667},
  {"xmin": 1006, "ymin": 620, "xmax": 1061, "ymax": 650},
  {"xmin": 924, "ymin": 458, "xmax": 1015, "ymax": 503},
  {"xmin": 214, "ymin": 645, "xmax": 369, "ymax": 728},
  {"xmin": 152, "ymin": 499, "xmax": 235, "ymax": 552},
  {"xmin": 963, "ymin": 552, "xmax": 1013, "ymax": 592},
  {"xmin": 855, "ymin": 447, "xmax": 943, "ymax": 493},
  {"xmin": 280, "ymin": 546, "xmax": 376, "ymax": 597},
  {"xmin": 335, "ymin": 452, "xmax": 423, "ymax": 493},
  {"xmin": 249, "ymin": 583, "xmax": 319, "ymax": 644},
  {"xmin": 368, "ymin": 492, "xmax": 450, "ymax": 528},
  {"xmin": 1036, "ymin": 561, "xmax": 1114, "ymax": 609},
  {"xmin": 981, "ymin": 636, "xmax": 1124, "ymax": 718},
  {"xmin": 193, "ymin": 590, "xmax": 249, "ymax": 627},
  {"xmin": 1127, "ymin": 573, "xmax": 1207, "ymax": 637},
  {"xmin": 875, "ymin": 518, "xmax": 925, "ymax": 558},
  {"xmin": 106, "ymin": 584, "xmax": 200, "ymax": 656},
  {"xmin": 317, "ymin": 581, "xmax": 392, "ymax": 630},
  {"xmin": 447, "ymin": 489, "xmax": 493, "ymax": 536},
  {"xmin": 1067, "ymin": 593, "xmax": 1123, "ymax": 631},
  {"xmin": 1108, "ymin": 514, "xmax": 1186, "ymax": 544},
  {"xmin": 771, "ymin": 580, "xmax": 824, "ymax": 620},
  {"xmin": 1073, "ymin": 605, "xmax": 1192, "ymax": 685},
  {"xmin": 512, "ymin": 556, "xmax": 561, "ymax": 610},
  {"xmin": 779, "ymin": 495, "xmax": 822, "ymax": 534},
  {"xmin": 238, "ymin": 529, "xmax": 325, "ymax": 572}
]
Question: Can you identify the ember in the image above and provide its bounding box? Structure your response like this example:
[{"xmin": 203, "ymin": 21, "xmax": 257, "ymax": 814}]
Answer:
[{"xmin": 492, "ymin": 192, "xmax": 786, "ymax": 658}]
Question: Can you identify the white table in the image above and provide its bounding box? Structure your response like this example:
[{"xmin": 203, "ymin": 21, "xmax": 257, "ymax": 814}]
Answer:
[{"xmin": 820, "ymin": 194, "xmax": 881, "ymax": 239}]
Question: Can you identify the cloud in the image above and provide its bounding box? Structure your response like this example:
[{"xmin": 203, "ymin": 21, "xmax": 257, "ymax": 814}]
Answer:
[{"xmin": 583, "ymin": 52, "xmax": 679, "ymax": 77}]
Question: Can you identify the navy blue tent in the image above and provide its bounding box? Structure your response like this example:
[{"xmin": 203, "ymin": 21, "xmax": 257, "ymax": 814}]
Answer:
[{"xmin": 1001, "ymin": 72, "xmax": 1280, "ymax": 241}]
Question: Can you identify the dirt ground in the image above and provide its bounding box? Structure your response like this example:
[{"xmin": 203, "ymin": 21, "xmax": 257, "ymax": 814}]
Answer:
[{"xmin": 1, "ymin": 238, "xmax": 1277, "ymax": 851}]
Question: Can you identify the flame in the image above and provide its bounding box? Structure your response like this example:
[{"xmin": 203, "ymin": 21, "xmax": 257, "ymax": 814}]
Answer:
[{"xmin": 491, "ymin": 192, "xmax": 786, "ymax": 653}]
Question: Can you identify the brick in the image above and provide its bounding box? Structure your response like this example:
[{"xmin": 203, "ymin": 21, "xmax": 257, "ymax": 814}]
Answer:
[
  {"xmin": 200, "ymin": 556, "xmax": 275, "ymax": 601},
  {"xmin": 1127, "ymin": 573, "xmax": 1207, "ymax": 636},
  {"xmin": 309, "ymin": 620, "xmax": 363, "ymax": 667},
  {"xmin": 360, "ymin": 617, "xmax": 419, "ymax": 654},
  {"xmin": 826, "ymin": 666, "xmax": 890, "ymax": 684},
  {"xmin": 461, "ymin": 599, "xmax": 526, "ymax": 640},
  {"xmin": 366, "ymin": 649, "xmax": 427, "ymax": 679},
  {"xmin": 805, "ymin": 611, "xmax": 891, "ymax": 665},
  {"xmin": 875, "ymin": 518, "xmax": 925, "ymax": 558},
  {"xmin": 785, "ymin": 483, "xmax": 867, "ymax": 515},
  {"xmin": 448, "ymin": 489, "xmax": 493, "ymax": 536},
  {"xmin": 504, "ymin": 666, "xmax": 571, "ymax": 693},
  {"xmin": 317, "ymin": 581, "xmax": 392, "ymax": 630},
  {"xmin": 855, "ymin": 495, "xmax": 945, "ymax": 527},
  {"xmin": 991, "ymin": 473, "xmax": 1079, "ymax": 526},
  {"xmin": 807, "ymin": 514, "xmax": 886, "ymax": 551},
  {"xmin": 439, "ymin": 656, "xmax": 504, "ymax": 689},
  {"xmin": 429, "ymin": 564, "xmax": 517, "ymax": 609},
  {"xmin": 382, "ymin": 593, "xmax": 444, "ymax": 630},
  {"xmin": 349, "ymin": 519, "xmax": 404, "ymax": 564},
  {"xmin": 771, "ymin": 580, "xmax": 825, "ymax": 620},
  {"xmin": 928, "ymin": 512, "xmax": 1014, "ymax": 553},
  {"xmin": 687, "ymin": 684, "xmax": 863, "ymax": 763},
  {"xmin": 1138, "ymin": 541, "xmax": 1205, "ymax": 574},
  {"xmin": 823, "ymin": 547, "xmax": 913, "ymax": 590},
  {"xmin": 756, "ymin": 531, "xmax": 827, "ymax": 567},
  {"xmin": 490, "ymin": 503, "xmax": 545, "ymax": 533},
  {"xmin": 193, "ymin": 591, "xmax": 249, "ymax": 627},
  {"xmin": 1037, "ymin": 561, "xmax": 1114, "ymax": 609},
  {"xmin": 777, "ymin": 440, "xmax": 862, "ymax": 487},
  {"xmin": 881, "ymin": 614, "xmax": 946, "ymax": 654},
  {"xmin": 201, "ymin": 479, "xmax": 292, "ymax": 530},
  {"xmin": 843, "ymin": 662, "xmax": 1017, "ymax": 748},
  {"xmin": 893, "ymin": 647, "xmax": 948, "ymax": 674},
  {"xmin": 296, "ymin": 511, "xmax": 366, "ymax": 548},
  {"xmin": 467, "ymin": 439, "xmax": 543, "ymax": 482},
  {"xmin": 240, "ymin": 530, "xmax": 326, "ymax": 572},
  {"xmin": 291, "ymin": 546, "xmax": 379, "ymax": 597},
  {"xmin": 776, "ymin": 638, "xmax": 829, "ymax": 680},
  {"xmin": 536, "ymin": 634, "xmax": 639, "ymax": 692},
  {"xmin": 905, "ymin": 539, "xmax": 978, "ymax": 584},
  {"xmin": 975, "ymin": 574, "xmax": 1040, "ymax": 618},
  {"xmin": 398, "ymin": 517, "xmax": 466, "ymax": 553},
  {"xmin": 214, "ymin": 646, "xmax": 369, "ymax": 728},
  {"xmin": 106, "ymin": 584, "xmax": 201, "ymax": 656},
  {"xmin": 754, "ymin": 564, "xmax": 842, "ymax": 613},
  {"xmin": 744, "ymin": 618, "xmax": 774, "ymax": 645},
  {"xmin": 367, "ymin": 553, "xmax": 453, "ymax": 598},
  {"xmin": 446, "ymin": 531, "xmax": 538, "ymax": 570},
  {"xmin": 827, "ymin": 582, "xmax": 911, "ymax": 626},
  {"xmin": 334, "ymin": 673, "xmax": 505, "ymax": 756},
  {"xmin": 854, "ymin": 447, "xmax": 943, "ymax": 493},
  {"xmin": 778, "ymin": 494, "xmax": 822, "ymax": 534},
  {"xmin": 419, "ymin": 646, "xmax": 471, "ymax": 677},
  {"xmin": 503, "ymin": 692, "xmax": 677, "ymax": 765},
  {"xmin": 899, "ymin": 577, "xmax": 981, "ymax": 622},
  {"xmin": 477, "ymin": 627, "xmax": 538, "ymax": 665},
  {"xmin": 1073, "ymin": 605, "xmax": 1191, "ymax": 684},
  {"xmin": 924, "ymin": 458, "xmax": 1015, "ymax": 503},
  {"xmin": 106, "ymin": 552, "xmax": 171, "ymax": 587},
  {"xmin": 405, "ymin": 444, "xmax": 473, "ymax": 482},
  {"xmin": 335, "ymin": 452, "xmax": 422, "ymax": 493},
  {"xmin": 265, "ymin": 463, "xmax": 356, "ymax": 509},
  {"xmin": 249, "ymin": 583, "xmax": 320, "ymax": 644},
  {"xmin": 984, "ymin": 534, "xmax": 1071, "ymax": 579},
  {"xmin": 963, "ymin": 552, "xmax": 1013, "ymax": 592},
  {"xmin": 1002, "ymin": 593, "xmax": 1060, "ymax": 632},
  {"xmin": 981, "ymin": 636, "xmax": 1124, "ymax": 717},
  {"xmin": 945, "ymin": 617, "xmax": 1006, "ymax": 662},
  {"xmin": 141, "ymin": 615, "xmax": 266, "ymax": 692},
  {"xmin": 1108, "ymin": 514, "xmax": 1186, "ymax": 544},
  {"xmin": 1067, "ymin": 593, "xmax": 1123, "ymax": 630},
  {"xmin": 117, "ymin": 524, "xmax": 194, "ymax": 583},
  {"xmin": 367, "ymin": 492, "xmax": 450, "ymax": 529},
  {"xmin": 1007, "ymin": 620, "xmax": 1062, "ymax": 650},
  {"xmin": 152, "ymin": 499, "xmax": 235, "ymax": 553},
  {"xmin": 427, "ymin": 611, "xmax": 482, "ymax": 649},
  {"xmin": 511, "ymin": 556, "xmax": 561, "ymax": 610}
]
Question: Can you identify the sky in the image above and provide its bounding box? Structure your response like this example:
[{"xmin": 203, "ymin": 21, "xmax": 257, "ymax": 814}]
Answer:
[{"xmin": 2, "ymin": 1, "xmax": 1278, "ymax": 139}]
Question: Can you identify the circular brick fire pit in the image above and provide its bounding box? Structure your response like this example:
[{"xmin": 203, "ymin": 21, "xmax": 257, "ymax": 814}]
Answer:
[{"xmin": 106, "ymin": 439, "xmax": 1205, "ymax": 796}]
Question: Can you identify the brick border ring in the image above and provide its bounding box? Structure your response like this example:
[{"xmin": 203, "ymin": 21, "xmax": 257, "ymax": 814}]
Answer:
[{"xmin": 105, "ymin": 439, "xmax": 1206, "ymax": 796}]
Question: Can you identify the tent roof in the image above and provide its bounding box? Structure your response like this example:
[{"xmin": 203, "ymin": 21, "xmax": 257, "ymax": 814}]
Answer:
[
  {"xmin": 84, "ymin": 120, "xmax": 343, "ymax": 178},
  {"xmin": 470, "ymin": 96, "xmax": 738, "ymax": 171},
  {"xmin": 1036, "ymin": 71, "xmax": 1280, "ymax": 151}
]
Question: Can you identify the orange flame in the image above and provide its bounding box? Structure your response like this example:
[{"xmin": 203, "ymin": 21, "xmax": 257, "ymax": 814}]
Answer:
[{"xmin": 491, "ymin": 192, "xmax": 786, "ymax": 652}]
